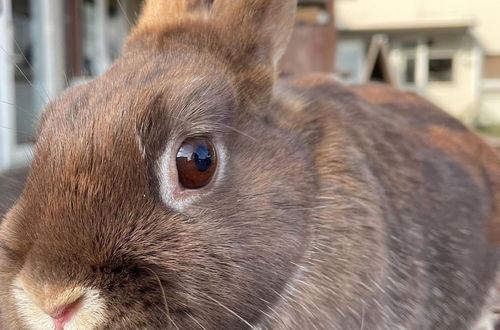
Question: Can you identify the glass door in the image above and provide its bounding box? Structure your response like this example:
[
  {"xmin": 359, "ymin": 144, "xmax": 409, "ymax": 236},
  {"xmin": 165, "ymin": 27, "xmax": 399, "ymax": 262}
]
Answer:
[
  {"xmin": 0, "ymin": 0, "xmax": 17, "ymax": 171},
  {"xmin": 13, "ymin": 0, "xmax": 43, "ymax": 145},
  {"xmin": 0, "ymin": 0, "xmax": 65, "ymax": 172},
  {"xmin": 0, "ymin": 0, "xmax": 139, "ymax": 172}
]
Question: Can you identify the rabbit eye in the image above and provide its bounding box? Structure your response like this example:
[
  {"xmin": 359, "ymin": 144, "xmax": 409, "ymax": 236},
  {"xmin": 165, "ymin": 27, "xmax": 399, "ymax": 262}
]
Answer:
[{"xmin": 176, "ymin": 138, "xmax": 217, "ymax": 189}]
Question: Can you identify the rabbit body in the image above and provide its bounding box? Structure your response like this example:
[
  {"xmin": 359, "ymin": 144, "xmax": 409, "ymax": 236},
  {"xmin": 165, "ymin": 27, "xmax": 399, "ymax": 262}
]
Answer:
[
  {"xmin": 265, "ymin": 77, "xmax": 500, "ymax": 329},
  {"xmin": 1, "ymin": 0, "xmax": 500, "ymax": 329}
]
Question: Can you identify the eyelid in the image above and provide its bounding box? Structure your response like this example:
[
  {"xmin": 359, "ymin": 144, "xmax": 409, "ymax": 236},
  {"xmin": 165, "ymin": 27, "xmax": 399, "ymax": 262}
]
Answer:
[{"xmin": 157, "ymin": 135, "xmax": 227, "ymax": 212}]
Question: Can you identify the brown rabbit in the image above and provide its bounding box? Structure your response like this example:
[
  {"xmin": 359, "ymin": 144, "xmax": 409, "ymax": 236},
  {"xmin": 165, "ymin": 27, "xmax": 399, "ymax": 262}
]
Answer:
[{"xmin": 1, "ymin": 0, "xmax": 500, "ymax": 329}]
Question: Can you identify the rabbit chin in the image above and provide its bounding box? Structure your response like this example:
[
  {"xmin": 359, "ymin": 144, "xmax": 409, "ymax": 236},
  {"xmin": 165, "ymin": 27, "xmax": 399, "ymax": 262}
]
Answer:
[{"xmin": 11, "ymin": 279, "xmax": 106, "ymax": 330}]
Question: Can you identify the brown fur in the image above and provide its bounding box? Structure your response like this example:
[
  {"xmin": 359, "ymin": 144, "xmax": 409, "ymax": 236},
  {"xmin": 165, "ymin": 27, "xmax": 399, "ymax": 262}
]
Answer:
[{"xmin": 1, "ymin": 0, "xmax": 499, "ymax": 329}]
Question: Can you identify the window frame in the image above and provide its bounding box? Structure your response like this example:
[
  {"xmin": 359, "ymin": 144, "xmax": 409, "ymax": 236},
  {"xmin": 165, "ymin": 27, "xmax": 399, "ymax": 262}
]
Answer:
[{"xmin": 427, "ymin": 50, "xmax": 455, "ymax": 83}]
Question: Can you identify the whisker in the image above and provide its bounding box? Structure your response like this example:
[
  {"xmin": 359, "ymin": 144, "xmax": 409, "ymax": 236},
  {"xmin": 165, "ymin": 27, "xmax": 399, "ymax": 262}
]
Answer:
[
  {"xmin": 186, "ymin": 313, "xmax": 207, "ymax": 330},
  {"xmin": 143, "ymin": 266, "xmax": 180, "ymax": 330},
  {"xmin": 169, "ymin": 115, "xmax": 258, "ymax": 143},
  {"xmin": 197, "ymin": 291, "xmax": 255, "ymax": 329},
  {"xmin": 0, "ymin": 125, "xmax": 35, "ymax": 138},
  {"xmin": 12, "ymin": 39, "xmax": 54, "ymax": 101},
  {"xmin": 58, "ymin": 64, "xmax": 70, "ymax": 88},
  {"xmin": 0, "ymin": 174, "xmax": 27, "ymax": 185},
  {"xmin": 175, "ymin": 282, "xmax": 255, "ymax": 329},
  {"xmin": 360, "ymin": 301, "xmax": 365, "ymax": 330},
  {"xmin": 220, "ymin": 123, "xmax": 257, "ymax": 142},
  {"xmin": 0, "ymin": 168, "xmax": 28, "ymax": 216},
  {"xmin": 0, "ymin": 45, "xmax": 50, "ymax": 104},
  {"xmin": 117, "ymin": 0, "xmax": 132, "ymax": 26},
  {"xmin": 0, "ymin": 100, "xmax": 39, "ymax": 126}
]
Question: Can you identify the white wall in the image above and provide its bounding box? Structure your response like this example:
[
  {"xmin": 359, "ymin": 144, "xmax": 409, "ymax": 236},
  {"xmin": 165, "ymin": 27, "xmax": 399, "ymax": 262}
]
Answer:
[
  {"xmin": 336, "ymin": 0, "xmax": 500, "ymax": 55},
  {"xmin": 423, "ymin": 35, "xmax": 481, "ymax": 124},
  {"xmin": 479, "ymin": 80, "xmax": 500, "ymax": 127}
]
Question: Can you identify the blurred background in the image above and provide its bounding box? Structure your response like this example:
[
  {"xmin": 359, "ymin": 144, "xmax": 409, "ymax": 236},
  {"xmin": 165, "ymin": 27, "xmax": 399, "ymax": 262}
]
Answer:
[{"xmin": 1, "ymin": 0, "xmax": 500, "ymax": 213}]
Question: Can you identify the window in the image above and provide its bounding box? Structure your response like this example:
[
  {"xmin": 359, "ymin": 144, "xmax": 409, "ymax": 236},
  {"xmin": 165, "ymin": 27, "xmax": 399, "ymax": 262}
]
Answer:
[
  {"xmin": 400, "ymin": 51, "xmax": 454, "ymax": 89},
  {"xmin": 428, "ymin": 58, "xmax": 453, "ymax": 82},
  {"xmin": 335, "ymin": 40, "xmax": 365, "ymax": 84}
]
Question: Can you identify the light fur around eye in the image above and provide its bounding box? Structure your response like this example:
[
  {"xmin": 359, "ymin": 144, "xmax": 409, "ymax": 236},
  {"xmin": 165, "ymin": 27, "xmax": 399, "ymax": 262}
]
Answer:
[{"xmin": 157, "ymin": 137, "xmax": 227, "ymax": 212}]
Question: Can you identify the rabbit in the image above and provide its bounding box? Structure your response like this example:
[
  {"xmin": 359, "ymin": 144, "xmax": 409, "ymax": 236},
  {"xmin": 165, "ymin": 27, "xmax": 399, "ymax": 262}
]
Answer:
[{"xmin": 1, "ymin": 0, "xmax": 500, "ymax": 329}]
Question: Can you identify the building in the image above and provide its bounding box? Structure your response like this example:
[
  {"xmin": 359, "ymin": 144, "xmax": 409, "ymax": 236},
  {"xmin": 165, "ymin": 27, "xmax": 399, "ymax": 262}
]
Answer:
[{"xmin": 335, "ymin": 0, "xmax": 500, "ymax": 128}]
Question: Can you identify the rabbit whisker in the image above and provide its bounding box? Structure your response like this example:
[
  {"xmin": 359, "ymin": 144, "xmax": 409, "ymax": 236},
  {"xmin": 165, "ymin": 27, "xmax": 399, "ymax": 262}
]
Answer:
[
  {"xmin": 220, "ymin": 123, "xmax": 258, "ymax": 142},
  {"xmin": 0, "ymin": 45, "xmax": 50, "ymax": 104},
  {"xmin": 0, "ymin": 125, "xmax": 35, "ymax": 138},
  {"xmin": 168, "ymin": 114, "xmax": 257, "ymax": 143},
  {"xmin": 186, "ymin": 312, "xmax": 208, "ymax": 330},
  {"xmin": 116, "ymin": 0, "xmax": 132, "ymax": 26},
  {"xmin": 0, "ymin": 100, "xmax": 39, "ymax": 126},
  {"xmin": 197, "ymin": 291, "xmax": 256, "ymax": 329},
  {"xmin": 143, "ymin": 266, "xmax": 180, "ymax": 330},
  {"xmin": 12, "ymin": 38, "xmax": 61, "ymax": 97},
  {"xmin": 360, "ymin": 301, "xmax": 365, "ymax": 330}
]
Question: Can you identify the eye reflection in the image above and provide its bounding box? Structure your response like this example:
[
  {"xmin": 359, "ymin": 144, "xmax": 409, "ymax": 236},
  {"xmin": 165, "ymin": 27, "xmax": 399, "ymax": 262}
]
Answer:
[{"xmin": 176, "ymin": 138, "xmax": 217, "ymax": 189}]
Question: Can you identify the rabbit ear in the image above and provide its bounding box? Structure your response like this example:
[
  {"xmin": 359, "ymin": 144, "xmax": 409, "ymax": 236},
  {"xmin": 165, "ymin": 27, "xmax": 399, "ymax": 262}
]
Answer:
[
  {"xmin": 211, "ymin": 0, "xmax": 297, "ymax": 69},
  {"xmin": 129, "ymin": 0, "xmax": 296, "ymax": 71},
  {"xmin": 131, "ymin": 0, "xmax": 213, "ymax": 34}
]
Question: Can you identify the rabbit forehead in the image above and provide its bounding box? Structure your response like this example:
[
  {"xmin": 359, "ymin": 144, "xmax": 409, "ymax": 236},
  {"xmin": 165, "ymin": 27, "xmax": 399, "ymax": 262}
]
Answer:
[{"xmin": 37, "ymin": 49, "xmax": 234, "ymax": 156}]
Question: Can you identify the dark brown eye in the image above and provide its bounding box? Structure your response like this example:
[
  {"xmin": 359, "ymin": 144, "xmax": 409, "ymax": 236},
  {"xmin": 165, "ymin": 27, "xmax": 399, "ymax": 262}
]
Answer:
[{"xmin": 176, "ymin": 138, "xmax": 217, "ymax": 189}]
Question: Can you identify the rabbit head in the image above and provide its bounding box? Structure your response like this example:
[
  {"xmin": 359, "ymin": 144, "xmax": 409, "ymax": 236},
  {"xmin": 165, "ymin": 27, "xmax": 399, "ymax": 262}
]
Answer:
[{"xmin": 0, "ymin": 0, "xmax": 325, "ymax": 329}]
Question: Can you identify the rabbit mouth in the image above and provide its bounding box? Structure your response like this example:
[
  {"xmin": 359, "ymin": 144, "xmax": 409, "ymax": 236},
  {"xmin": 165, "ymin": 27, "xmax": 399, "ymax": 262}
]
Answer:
[{"xmin": 11, "ymin": 277, "xmax": 106, "ymax": 330}]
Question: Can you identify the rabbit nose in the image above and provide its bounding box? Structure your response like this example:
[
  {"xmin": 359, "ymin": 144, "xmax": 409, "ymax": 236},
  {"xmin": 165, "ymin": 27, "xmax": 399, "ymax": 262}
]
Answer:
[
  {"xmin": 13, "ymin": 274, "xmax": 107, "ymax": 329},
  {"xmin": 49, "ymin": 298, "xmax": 82, "ymax": 330},
  {"xmin": 13, "ymin": 276, "xmax": 88, "ymax": 327}
]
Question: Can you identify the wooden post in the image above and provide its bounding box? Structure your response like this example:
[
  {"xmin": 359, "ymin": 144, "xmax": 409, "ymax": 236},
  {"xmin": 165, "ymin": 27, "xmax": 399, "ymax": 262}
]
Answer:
[
  {"xmin": 66, "ymin": 0, "xmax": 83, "ymax": 79},
  {"xmin": 280, "ymin": 0, "xmax": 336, "ymax": 76}
]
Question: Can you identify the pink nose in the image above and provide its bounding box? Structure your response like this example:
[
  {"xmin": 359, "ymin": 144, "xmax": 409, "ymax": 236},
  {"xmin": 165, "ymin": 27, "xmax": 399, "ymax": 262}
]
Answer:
[{"xmin": 50, "ymin": 298, "xmax": 82, "ymax": 330}]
